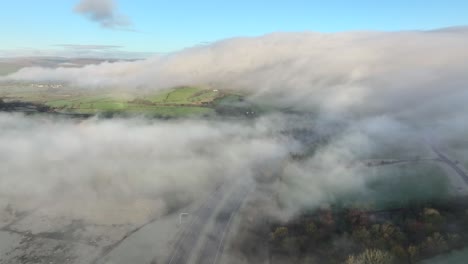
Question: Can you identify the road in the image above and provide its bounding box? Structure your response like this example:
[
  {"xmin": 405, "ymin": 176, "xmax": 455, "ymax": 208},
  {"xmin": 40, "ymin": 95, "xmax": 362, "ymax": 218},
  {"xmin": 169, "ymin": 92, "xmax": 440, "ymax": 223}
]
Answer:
[
  {"xmin": 362, "ymin": 158, "xmax": 439, "ymax": 167},
  {"xmin": 430, "ymin": 145, "xmax": 468, "ymax": 184},
  {"xmin": 163, "ymin": 180, "xmax": 252, "ymax": 264}
]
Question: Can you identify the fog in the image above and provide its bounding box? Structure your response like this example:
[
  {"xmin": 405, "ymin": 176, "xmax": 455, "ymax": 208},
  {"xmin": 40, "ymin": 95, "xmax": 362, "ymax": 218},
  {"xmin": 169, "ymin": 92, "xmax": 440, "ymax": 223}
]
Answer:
[
  {"xmin": 1, "ymin": 29, "xmax": 468, "ymax": 262},
  {"xmin": 0, "ymin": 112, "xmax": 460, "ymax": 224},
  {"xmin": 2, "ymin": 29, "xmax": 468, "ymax": 210},
  {"xmin": 0, "ymin": 114, "xmax": 298, "ymax": 222},
  {"xmin": 1, "ymin": 28, "xmax": 467, "ymax": 213},
  {"xmin": 3, "ymin": 30, "xmax": 468, "ymax": 119}
]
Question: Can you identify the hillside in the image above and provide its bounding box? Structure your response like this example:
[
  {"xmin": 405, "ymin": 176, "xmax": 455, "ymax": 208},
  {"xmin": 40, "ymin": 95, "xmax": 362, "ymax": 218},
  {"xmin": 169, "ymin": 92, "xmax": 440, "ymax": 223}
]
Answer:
[{"xmin": 0, "ymin": 84, "xmax": 257, "ymax": 118}]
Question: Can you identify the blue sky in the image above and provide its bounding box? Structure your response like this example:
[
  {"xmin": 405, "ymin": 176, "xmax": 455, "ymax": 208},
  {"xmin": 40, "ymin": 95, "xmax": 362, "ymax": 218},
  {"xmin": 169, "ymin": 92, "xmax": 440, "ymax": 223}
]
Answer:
[{"xmin": 1, "ymin": 0, "xmax": 467, "ymax": 55}]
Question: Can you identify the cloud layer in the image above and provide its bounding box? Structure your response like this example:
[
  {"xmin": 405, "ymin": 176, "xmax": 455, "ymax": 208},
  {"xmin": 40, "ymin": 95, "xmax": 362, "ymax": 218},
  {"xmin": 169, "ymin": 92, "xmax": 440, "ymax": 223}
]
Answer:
[
  {"xmin": 4, "ymin": 29, "xmax": 468, "ymax": 120},
  {"xmin": 1, "ymin": 28, "xmax": 468, "ymax": 219},
  {"xmin": 0, "ymin": 111, "xmax": 456, "ymax": 225},
  {"xmin": 74, "ymin": 0, "xmax": 132, "ymax": 29}
]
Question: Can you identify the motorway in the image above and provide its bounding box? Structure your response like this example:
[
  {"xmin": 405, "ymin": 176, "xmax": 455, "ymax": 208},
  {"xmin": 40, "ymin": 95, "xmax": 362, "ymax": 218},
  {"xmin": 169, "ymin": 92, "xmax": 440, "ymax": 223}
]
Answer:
[
  {"xmin": 163, "ymin": 180, "xmax": 252, "ymax": 264},
  {"xmin": 429, "ymin": 145, "xmax": 468, "ymax": 185}
]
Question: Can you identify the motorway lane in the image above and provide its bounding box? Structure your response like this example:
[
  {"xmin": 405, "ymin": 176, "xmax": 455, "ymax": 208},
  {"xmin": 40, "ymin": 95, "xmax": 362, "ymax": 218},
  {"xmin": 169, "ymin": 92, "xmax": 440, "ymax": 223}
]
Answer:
[
  {"xmin": 194, "ymin": 185, "xmax": 252, "ymax": 264},
  {"xmin": 165, "ymin": 183, "xmax": 229, "ymax": 264},
  {"xmin": 164, "ymin": 180, "xmax": 252, "ymax": 264}
]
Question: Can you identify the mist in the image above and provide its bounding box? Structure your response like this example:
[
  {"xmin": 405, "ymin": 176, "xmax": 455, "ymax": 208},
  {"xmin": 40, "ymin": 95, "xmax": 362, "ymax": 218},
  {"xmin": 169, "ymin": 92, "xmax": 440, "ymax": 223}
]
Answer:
[
  {"xmin": 1, "ymin": 28, "xmax": 467, "ymax": 215},
  {"xmin": 1, "ymin": 28, "xmax": 468, "ymax": 263},
  {"xmin": 0, "ymin": 112, "xmax": 460, "ymax": 224},
  {"xmin": 3, "ymin": 30, "xmax": 468, "ymax": 119},
  {"xmin": 0, "ymin": 114, "xmax": 298, "ymax": 222}
]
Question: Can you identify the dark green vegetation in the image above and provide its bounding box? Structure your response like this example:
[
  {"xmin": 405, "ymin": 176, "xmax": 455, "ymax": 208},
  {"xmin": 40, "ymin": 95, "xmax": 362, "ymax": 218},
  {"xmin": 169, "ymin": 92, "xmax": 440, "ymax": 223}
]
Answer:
[
  {"xmin": 0, "ymin": 83, "xmax": 259, "ymax": 118},
  {"xmin": 268, "ymin": 198, "xmax": 468, "ymax": 264},
  {"xmin": 229, "ymin": 163, "xmax": 464, "ymax": 264}
]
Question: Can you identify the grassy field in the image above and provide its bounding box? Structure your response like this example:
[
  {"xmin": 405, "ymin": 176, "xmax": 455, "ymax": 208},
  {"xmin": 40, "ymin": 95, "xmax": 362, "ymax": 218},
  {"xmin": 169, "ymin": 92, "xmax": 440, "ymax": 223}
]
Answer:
[
  {"xmin": 146, "ymin": 86, "xmax": 221, "ymax": 104},
  {"xmin": 337, "ymin": 163, "xmax": 451, "ymax": 210},
  {"xmin": 0, "ymin": 85, "xmax": 228, "ymax": 117},
  {"xmin": 44, "ymin": 87, "xmax": 222, "ymax": 117}
]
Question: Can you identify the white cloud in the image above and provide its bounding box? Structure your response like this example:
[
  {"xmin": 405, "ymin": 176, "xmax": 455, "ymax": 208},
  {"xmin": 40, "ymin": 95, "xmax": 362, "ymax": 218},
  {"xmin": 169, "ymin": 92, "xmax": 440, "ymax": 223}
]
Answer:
[{"xmin": 74, "ymin": 0, "xmax": 132, "ymax": 29}]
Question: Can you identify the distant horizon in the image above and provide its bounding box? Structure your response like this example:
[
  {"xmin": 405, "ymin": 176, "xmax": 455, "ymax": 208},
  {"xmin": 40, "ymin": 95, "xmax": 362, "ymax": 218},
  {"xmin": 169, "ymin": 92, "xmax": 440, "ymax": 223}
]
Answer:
[
  {"xmin": 1, "ymin": 0, "xmax": 468, "ymax": 56},
  {"xmin": 1, "ymin": 25, "xmax": 468, "ymax": 59}
]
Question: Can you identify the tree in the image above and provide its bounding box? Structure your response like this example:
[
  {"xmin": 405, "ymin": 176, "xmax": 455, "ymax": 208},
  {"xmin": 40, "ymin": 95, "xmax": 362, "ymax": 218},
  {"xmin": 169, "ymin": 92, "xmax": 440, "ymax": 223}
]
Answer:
[
  {"xmin": 346, "ymin": 249, "xmax": 396, "ymax": 264},
  {"xmin": 381, "ymin": 223, "xmax": 397, "ymax": 240},
  {"xmin": 423, "ymin": 208, "xmax": 445, "ymax": 227},
  {"xmin": 421, "ymin": 232, "xmax": 448, "ymax": 255},
  {"xmin": 271, "ymin": 226, "xmax": 288, "ymax": 241},
  {"xmin": 390, "ymin": 245, "xmax": 407, "ymax": 259},
  {"xmin": 352, "ymin": 227, "xmax": 371, "ymax": 246},
  {"xmin": 306, "ymin": 221, "xmax": 317, "ymax": 236},
  {"xmin": 408, "ymin": 245, "xmax": 419, "ymax": 263}
]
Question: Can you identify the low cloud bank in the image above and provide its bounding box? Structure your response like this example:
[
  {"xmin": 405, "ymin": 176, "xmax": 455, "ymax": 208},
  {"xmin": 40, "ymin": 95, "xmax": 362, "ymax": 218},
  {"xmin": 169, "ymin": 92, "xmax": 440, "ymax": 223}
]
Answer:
[
  {"xmin": 1, "ymin": 29, "xmax": 468, "ymax": 220},
  {"xmin": 0, "ymin": 114, "xmax": 296, "ymax": 220},
  {"xmin": 3, "ymin": 30, "xmax": 468, "ymax": 120},
  {"xmin": 0, "ymin": 111, "xmax": 458, "ymax": 223}
]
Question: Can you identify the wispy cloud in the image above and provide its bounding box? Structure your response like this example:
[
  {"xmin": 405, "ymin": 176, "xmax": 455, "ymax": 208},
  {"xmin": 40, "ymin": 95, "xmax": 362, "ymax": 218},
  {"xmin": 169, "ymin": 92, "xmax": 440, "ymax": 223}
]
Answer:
[
  {"xmin": 0, "ymin": 46, "xmax": 152, "ymax": 59},
  {"xmin": 55, "ymin": 44, "xmax": 123, "ymax": 50},
  {"xmin": 74, "ymin": 0, "xmax": 133, "ymax": 30}
]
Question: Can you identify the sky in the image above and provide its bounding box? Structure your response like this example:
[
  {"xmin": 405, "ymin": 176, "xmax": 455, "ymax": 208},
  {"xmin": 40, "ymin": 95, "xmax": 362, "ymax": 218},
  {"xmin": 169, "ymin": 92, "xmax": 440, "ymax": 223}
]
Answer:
[{"xmin": 0, "ymin": 0, "xmax": 468, "ymax": 56}]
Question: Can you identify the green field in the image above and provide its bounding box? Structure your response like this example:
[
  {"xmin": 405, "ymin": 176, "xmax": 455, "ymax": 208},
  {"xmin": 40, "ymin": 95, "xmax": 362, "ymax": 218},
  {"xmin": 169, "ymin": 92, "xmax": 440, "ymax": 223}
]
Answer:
[
  {"xmin": 43, "ymin": 87, "xmax": 222, "ymax": 117},
  {"xmin": 146, "ymin": 87, "xmax": 221, "ymax": 104},
  {"xmin": 0, "ymin": 85, "xmax": 231, "ymax": 117},
  {"xmin": 337, "ymin": 163, "xmax": 450, "ymax": 210}
]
